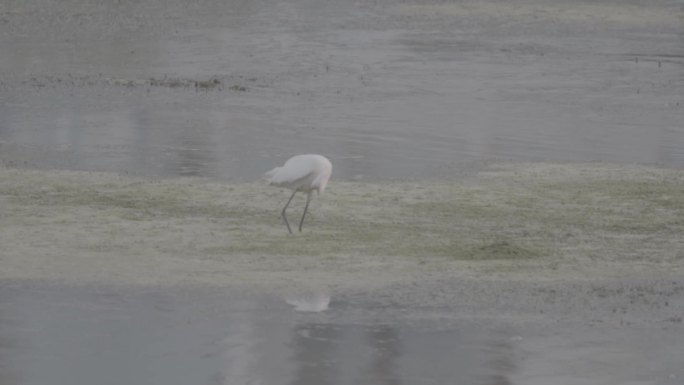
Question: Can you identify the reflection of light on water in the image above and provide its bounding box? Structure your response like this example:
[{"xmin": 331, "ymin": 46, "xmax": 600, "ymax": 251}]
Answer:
[{"xmin": 285, "ymin": 292, "xmax": 330, "ymax": 313}]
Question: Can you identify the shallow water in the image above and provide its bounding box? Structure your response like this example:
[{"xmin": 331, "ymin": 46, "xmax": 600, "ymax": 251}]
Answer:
[
  {"xmin": 1, "ymin": 284, "xmax": 682, "ymax": 385},
  {"xmin": 1, "ymin": 0, "xmax": 683, "ymax": 180}
]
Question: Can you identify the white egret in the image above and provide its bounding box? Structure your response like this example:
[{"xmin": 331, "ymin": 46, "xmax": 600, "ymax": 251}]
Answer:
[{"xmin": 265, "ymin": 154, "xmax": 332, "ymax": 234}]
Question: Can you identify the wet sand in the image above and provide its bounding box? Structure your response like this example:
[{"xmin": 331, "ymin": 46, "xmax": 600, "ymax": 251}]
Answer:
[{"xmin": 1, "ymin": 0, "xmax": 684, "ymax": 384}]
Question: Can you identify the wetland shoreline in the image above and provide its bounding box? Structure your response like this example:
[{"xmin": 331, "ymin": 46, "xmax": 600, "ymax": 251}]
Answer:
[{"xmin": 1, "ymin": 162, "xmax": 682, "ymax": 325}]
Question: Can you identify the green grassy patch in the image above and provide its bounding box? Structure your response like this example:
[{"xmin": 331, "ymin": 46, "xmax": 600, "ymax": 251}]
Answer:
[{"xmin": 1, "ymin": 163, "xmax": 683, "ymax": 268}]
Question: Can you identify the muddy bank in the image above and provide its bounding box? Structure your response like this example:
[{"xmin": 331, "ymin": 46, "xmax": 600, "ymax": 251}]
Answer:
[{"xmin": 1, "ymin": 162, "xmax": 683, "ymax": 325}]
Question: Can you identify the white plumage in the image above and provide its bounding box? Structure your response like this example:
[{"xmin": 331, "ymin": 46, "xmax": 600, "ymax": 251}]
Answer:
[{"xmin": 266, "ymin": 154, "xmax": 332, "ymax": 233}]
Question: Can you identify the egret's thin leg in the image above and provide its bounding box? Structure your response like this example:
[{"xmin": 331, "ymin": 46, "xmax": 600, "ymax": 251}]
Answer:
[
  {"xmin": 281, "ymin": 190, "xmax": 297, "ymax": 234},
  {"xmin": 299, "ymin": 191, "xmax": 312, "ymax": 232}
]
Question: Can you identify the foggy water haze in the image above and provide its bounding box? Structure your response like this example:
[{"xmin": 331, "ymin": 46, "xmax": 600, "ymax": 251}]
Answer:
[{"xmin": 1, "ymin": 0, "xmax": 682, "ymax": 180}]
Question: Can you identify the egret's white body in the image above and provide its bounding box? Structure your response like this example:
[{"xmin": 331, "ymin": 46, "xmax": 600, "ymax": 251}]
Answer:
[{"xmin": 266, "ymin": 154, "xmax": 332, "ymax": 233}]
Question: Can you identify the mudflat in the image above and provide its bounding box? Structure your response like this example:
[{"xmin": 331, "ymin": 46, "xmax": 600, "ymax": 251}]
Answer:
[{"xmin": 1, "ymin": 163, "xmax": 682, "ymax": 322}]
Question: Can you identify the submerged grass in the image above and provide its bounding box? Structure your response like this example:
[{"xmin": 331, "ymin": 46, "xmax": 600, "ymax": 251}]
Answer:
[{"xmin": 1, "ymin": 163, "xmax": 683, "ymax": 285}]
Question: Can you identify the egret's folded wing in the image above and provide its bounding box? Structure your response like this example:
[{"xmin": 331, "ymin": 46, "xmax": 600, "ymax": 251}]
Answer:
[{"xmin": 266, "ymin": 166, "xmax": 315, "ymax": 190}]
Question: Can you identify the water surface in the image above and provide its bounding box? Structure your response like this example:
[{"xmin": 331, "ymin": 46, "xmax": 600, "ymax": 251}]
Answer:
[
  {"xmin": 1, "ymin": 285, "xmax": 682, "ymax": 385},
  {"xmin": 1, "ymin": 0, "xmax": 683, "ymax": 180}
]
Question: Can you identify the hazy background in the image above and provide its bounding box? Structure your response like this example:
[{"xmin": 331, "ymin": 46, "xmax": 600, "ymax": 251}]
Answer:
[{"xmin": 1, "ymin": 0, "xmax": 682, "ymax": 180}]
